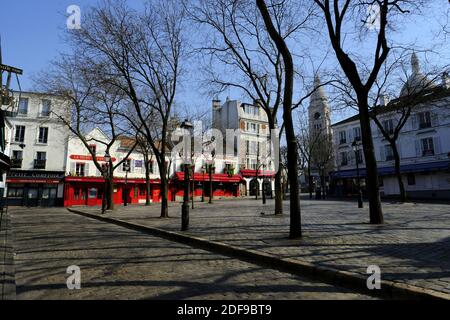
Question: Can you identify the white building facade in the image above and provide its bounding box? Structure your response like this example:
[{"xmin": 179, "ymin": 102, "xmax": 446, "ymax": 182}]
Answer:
[
  {"xmin": 330, "ymin": 55, "xmax": 450, "ymax": 200},
  {"xmin": 212, "ymin": 98, "xmax": 276, "ymax": 197},
  {"xmin": 6, "ymin": 91, "xmax": 70, "ymax": 206}
]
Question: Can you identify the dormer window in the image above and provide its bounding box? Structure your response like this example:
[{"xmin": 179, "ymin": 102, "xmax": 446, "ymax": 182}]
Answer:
[{"xmin": 89, "ymin": 144, "xmax": 97, "ymax": 155}]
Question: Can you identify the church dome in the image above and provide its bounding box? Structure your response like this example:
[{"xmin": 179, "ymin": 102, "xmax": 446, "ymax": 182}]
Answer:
[{"xmin": 400, "ymin": 53, "xmax": 436, "ymax": 97}]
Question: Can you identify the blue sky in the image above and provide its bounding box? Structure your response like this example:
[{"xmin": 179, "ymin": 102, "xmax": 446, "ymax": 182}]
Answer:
[{"xmin": 1, "ymin": 0, "xmax": 449, "ymax": 124}]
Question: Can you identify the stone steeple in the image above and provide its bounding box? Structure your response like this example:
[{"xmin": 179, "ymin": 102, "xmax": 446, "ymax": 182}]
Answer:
[{"xmin": 309, "ymin": 74, "xmax": 331, "ymax": 137}]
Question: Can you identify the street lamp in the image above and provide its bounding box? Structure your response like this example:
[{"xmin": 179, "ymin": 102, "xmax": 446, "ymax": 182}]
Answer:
[
  {"xmin": 123, "ymin": 161, "xmax": 130, "ymax": 207},
  {"xmin": 352, "ymin": 139, "xmax": 364, "ymax": 209},
  {"xmin": 180, "ymin": 120, "xmax": 193, "ymax": 231},
  {"xmin": 201, "ymin": 167, "xmax": 205, "ymax": 202},
  {"xmin": 102, "ymin": 152, "xmax": 111, "ymax": 214},
  {"xmin": 208, "ymin": 150, "xmax": 215, "ymax": 204}
]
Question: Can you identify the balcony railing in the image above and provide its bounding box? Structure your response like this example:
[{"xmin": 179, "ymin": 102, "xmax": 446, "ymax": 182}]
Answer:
[
  {"xmin": 419, "ymin": 122, "xmax": 432, "ymax": 129},
  {"xmin": 34, "ymin": 159, "xmax": 46, "ymax": 169},
  {"xmin": 11, "ymin": 159, "xmax": 23, "ymax": 169},
  {"xmin": 386, "ymin": 155, "xmax": 395, "ymax": 161},
  {"xmin": 341, "ymin": 160, "xmax": 348, "ymax": 166},
  {"xmin": 339, "ymin": 140, "xmax": 347, "ymax": 145},
  {"xmin": 422, "ymin": 150, "xmax": 434, "ymax": 157}
]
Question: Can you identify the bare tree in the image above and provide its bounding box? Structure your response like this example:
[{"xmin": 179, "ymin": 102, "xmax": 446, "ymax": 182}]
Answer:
[
  {"xmin": 256, "ymin": 0, "xmax": 302, "ymax": 238},
  {"xmin": 312, "ymin": 0, "xmax": 427, "ymax": 224},
  {"xmin": 189, "ymin": 0, "xmax": 313, "ymax": 215},
  {"xmin": 35, "ymin": 54, "xmax": 137, "ymax": 210},
  {"xmin": 67, "ymin": 0, "xmax": 186, "ymax": 218}
]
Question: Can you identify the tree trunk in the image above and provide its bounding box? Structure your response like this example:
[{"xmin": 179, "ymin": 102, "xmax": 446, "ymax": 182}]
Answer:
[
  {"xmin": 256, "ymin": 0, "xmax": 301, "ymax": 238},
  {"xmin": 392, "ymin": 143, "xmax": 406, "ymax": 203},
  {"xmin": 274, "ymin": 169, "xmax": 283, "ymax": 215},
  {"xmin": 159, "ymin": 162, "xmax": 169, "ymax": 218},
  {"xmin": 308, "ymin": 167, "xmax": 313, "ymax": 199},
  {"xmin": 106, "ymin": 174, "xmax": 114, "ymax": 211},
  {"xmin": 359, "ymin": 99, "xmax": 384, "ymax": 224}
]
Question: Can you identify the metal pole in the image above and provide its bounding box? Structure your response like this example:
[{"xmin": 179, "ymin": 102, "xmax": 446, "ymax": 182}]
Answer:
[
  {"xmin": 201, "ymin": 170, "xmax": 205, "ymax": 202},
  {"xmin": 208, "ymin": 164, "xmax": 213, "ymax": 204},
  {"xmin": 124, "ymin": 170, "xmax": 128, "ymax": 207},
  {"xmin": 181, "ymin": 163, "xmax": 190, "ymax": 230}
]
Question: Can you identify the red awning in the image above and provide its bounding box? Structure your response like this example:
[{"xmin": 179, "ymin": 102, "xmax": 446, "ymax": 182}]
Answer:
[
  {"xmin": 240, "ymin": 169, "xmax": 275, "ymax": 178},
  {"xmin": 174, "ymin": 172, "xmax": 243, "ymax": 183},
  {"xmin": 65, "ymin": 176, "xmax": 162, "ymax": 184}
]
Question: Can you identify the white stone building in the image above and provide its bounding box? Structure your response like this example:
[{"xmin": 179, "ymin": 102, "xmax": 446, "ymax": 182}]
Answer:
[
  {"xmin": 330, "ymin": 54, "xmax": 450, "ymax": 200},
  {"xmin": 6, "ymin": 91, "xmax": 70, "ymax": 207},
  {"xmin": 212, "ymin": 98, "xmax": 276, "ymax": 197}
]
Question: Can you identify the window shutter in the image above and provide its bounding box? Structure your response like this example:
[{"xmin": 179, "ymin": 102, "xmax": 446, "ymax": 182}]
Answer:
[
  {"xmin": 70, "ymin": 162, "xmax": 76, "ymax": 175},
  {"xmin": 85, "ymin": 163, "xmax": 90, "ymax": 177},
  {"xmin": 415, "ymin": 140, "xmax": 421, "ymax": 157},
  {"xmin": 379, "ymin": 146, "xmax": 385, "ymax": 161},
  {"xmin": 434, "ymin": 137, "xmax": 442, "ymax": 154},
  {"xmin": 411, "ymin": 114, "xmax": 418, "ymax": 130}
]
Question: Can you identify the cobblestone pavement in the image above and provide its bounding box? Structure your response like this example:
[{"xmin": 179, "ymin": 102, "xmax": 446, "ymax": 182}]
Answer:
[
  {"xmin": 8, "ymin": 207, "xmax": 374, "ymax": 300},
  {"xmin": 79, "ymin": 197, "xmax": 450, "ymax": 295}
]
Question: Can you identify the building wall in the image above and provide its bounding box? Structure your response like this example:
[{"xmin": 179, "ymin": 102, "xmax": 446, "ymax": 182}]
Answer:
[
  {"xmin": 331, "ymin": 93, "xmax": 450, "ymax": 198},
  {"xmin": 8, "ymin": 92, "xmax": 69, "ymax": 172}
]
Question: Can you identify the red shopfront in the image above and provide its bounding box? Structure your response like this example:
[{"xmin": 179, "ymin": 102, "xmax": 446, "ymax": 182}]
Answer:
[
  {"xmin": 64, "ymin": 176, "xmax": 175, "ymax": 207},
  {"xmin": 173, "ymin": 172, "xmax": 243, "ymax": 199}
]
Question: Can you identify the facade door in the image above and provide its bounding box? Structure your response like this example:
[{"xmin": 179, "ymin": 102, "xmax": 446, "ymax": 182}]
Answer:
[
  {"xmin": 26, "ymin": 186, "xmax": 39, "ymax": 207},
  {"xmin": 41, "ymin": 185, "xmax": 58, "ymax": 207},
  {"xmin": 249, "ymin": 179, "xmax": 259, "ymax": 196}
]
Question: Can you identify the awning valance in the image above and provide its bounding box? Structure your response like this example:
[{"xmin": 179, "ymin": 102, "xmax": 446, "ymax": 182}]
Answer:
[{"xmin": 174, "ymin": 172, "xmax": 243, "ymax": 183}]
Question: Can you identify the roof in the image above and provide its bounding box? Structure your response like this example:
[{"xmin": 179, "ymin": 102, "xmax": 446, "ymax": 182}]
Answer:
[{"xmin": 331, "ymin": 85, "xmax": 450, "ymax": 128}]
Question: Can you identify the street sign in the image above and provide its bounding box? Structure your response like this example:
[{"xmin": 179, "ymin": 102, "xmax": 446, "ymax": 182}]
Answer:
[{"xmin": 0, "ymin": 64, "xmax": 23, "ymax": 75}]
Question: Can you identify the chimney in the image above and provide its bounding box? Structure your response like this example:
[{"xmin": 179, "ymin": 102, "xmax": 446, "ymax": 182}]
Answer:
[{"xmin": 442, "ymin": 72, "xmax": 450, "ymax": 89}]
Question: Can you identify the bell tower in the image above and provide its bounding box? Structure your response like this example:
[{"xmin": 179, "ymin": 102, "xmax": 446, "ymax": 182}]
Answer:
[{"xmin": 308, "ymin": 74, "xmax": 331, "ymax": 138}]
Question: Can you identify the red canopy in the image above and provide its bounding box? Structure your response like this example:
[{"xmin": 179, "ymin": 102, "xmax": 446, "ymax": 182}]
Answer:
[
  {"xmin": 240, "ymin": 169, "xmax": 275, "ymax": 178},
  {"xmin": 174, "ymin": 172, "xmax": 243, "ymax": 183}
]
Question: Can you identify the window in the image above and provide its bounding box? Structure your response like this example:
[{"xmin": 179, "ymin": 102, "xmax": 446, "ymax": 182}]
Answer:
[
  {"xmin": 37, "ymin": 151, "xmax": 46, "ymax": 160},
  {"xmin": 384, "ymin": 145, "xmax": 394, "ymax": 161},
  {"xmin": 41, "ymin": 99, "xmax": 51, "ymax": 117},
  {"xmin": 18, "ymin": 98, "xmax": 28, "ymax": 115},
  {"xmin": 34, "ymin": 152, "xmax": 46, "ymax": 169},
  {"xmin": 353, "ymin": 127, "xmax": 361, "ymax": 141},
  {"xmin": 74, "ymin": 188, "xmax": 81, "ymax": 200},
  {"xmin": 356, "ymin": 150, "xmax": 363, "ymax": 164},
  {"xmin": 88, "ymin": 188, "xmax": 97, "ymax": 199},
  {"xmin": 421, "ymin": 138, "xmax": 434, "ymax": 156},
  {"xmin": 339, "ymin": 131, "xmax": 347, "ymax": 144},
  {"xmin": 88, "ymin": 144, "xmax": 97, "ymax": 155},
  {"xmin": 15, "ymin": 125, "xmax": 26, "ymax": 143},
  {"xmin": 38, "ymin": 127, "xmax": 49, "ymax": 144},
  {"xmin": 244, "ymin": 104, "xmax": 259, "ymax": 116},
  {"xmin": 123, "ymin": 159, "xmax": 131, "ymax": 172},
  {"xmin": 12, "ymin": 150, "xmax": 23, "ymax": 160},
  {"xmin": 407, "ymin": 174, "xmax": 416, "ymax": 186},
  {"xmin": 7, "ymin": 187, "xmax": 24, "ymax": 198},
  {"xmin": 340, "ymin": 152, "xmax": 348, "ymax": 166},
  {"xmin": 76, "ymin": 163, "xmax": 86, "ymax": 177},
  {"xmin": 418, "ymin": 112, "xmax": 432, "ymax": 129},
  {"xmin": 383, "ymin": 119, "xmax": 394, "ymax": 135},
  {"xmin": 148, "ymin": 161, "xmax": 154, "ymax": 174},
  {"xmin": 379, "ymin": 177, "xmax": 384, "ymax": 187},
  {"xmin": 139, "ymin": 185, "xmax": 147, "ymax": 196}
]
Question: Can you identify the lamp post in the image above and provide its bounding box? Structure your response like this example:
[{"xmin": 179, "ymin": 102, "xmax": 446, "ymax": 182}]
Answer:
[
  {"xmin": 352, "ymin": 139, "xmax": 364, "ymax": 208},
  {"xmin": 208, "ymin": 150, "xmax": 215, "ymax": 204},
  {"xmin": 123, "ymin": 161, "xmax": 130, "ymax": 207},
  {"xmin": 102, "ymin": 152, "xmax": 111, "ymax": 214},
  {"xmin": 181, "ymin": 120, "xmax": 193, "ymax": 231}
]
